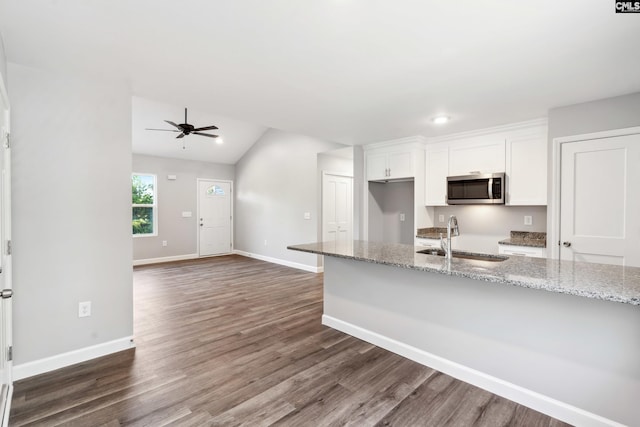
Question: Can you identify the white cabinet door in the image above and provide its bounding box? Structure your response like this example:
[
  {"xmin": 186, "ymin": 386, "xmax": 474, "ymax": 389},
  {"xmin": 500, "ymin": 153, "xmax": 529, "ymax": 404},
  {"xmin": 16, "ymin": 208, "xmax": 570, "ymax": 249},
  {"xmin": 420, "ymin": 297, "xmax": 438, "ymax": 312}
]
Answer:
[
  {"xmin": 366, "ymin": 152, "xmax": 388, "ymax": 181},
  {"xmin": 425, "ymin": 147, "xmax": 449, "ymax": 206},
  {"xmin": 388, "ymin": 151, "xmax": 414, "ymax": 179},
  {"xmin": 506, "ymin": 133, "xmax": 547, "ymax": 205},
  {"xmin": 366, "ymin": 149, "xmax": 415, "ymax": 181},
  {"xmin": 449, "ymin": 138, "xmax": 505, "ymax": 176}
]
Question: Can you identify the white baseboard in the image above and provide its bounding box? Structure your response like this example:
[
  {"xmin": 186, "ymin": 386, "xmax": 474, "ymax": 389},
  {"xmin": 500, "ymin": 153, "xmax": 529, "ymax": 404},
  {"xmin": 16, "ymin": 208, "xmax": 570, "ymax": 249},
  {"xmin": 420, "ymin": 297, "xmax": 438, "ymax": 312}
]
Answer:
[
  {"xmin": 13, "ymin": 336, "xmax": 135, "ymax": 381},
  {"xmin": 234, "ymin": 250, "xmax": 323, "ymax": 273},
  {"xmin": 322, "ymin": 315, "xmax": 623, "ymax": 427},
  {"xmin": 133, "ymin": 253, "xmax": 198, "ymax": 266}
]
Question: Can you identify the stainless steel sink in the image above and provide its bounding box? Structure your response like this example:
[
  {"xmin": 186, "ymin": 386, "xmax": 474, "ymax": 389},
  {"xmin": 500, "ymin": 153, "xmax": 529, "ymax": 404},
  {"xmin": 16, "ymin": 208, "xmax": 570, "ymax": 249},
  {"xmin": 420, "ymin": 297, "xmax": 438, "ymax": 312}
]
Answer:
[{"xmin": 417, "ymin": 248, "xmax": 508, "ymax": 262}]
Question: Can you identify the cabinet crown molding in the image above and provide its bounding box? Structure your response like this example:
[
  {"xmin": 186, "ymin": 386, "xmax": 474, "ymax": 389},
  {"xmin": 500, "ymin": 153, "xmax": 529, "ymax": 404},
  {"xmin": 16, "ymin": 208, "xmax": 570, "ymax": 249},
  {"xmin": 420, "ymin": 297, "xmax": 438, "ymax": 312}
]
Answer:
[
  {"xmin": 426, "ymin": 118, "xmax": 548, "ymax": 145},
  {"xmin": 364, "ymin": 135, "xmax": 427, "ymax": 151}
]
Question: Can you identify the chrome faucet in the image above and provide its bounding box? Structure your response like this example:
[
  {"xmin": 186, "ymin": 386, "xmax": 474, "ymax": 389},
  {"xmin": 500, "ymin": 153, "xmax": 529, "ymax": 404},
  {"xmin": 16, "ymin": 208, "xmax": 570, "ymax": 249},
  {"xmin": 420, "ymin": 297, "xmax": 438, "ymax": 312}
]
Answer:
[{"xmin": 440, "ymin": 215, "xmax": 460, "ymax": 260}]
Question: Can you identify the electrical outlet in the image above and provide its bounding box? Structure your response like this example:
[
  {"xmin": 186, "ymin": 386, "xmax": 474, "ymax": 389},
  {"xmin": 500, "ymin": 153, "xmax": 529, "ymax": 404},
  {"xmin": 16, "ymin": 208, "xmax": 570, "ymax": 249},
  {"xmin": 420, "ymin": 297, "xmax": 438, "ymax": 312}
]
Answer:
[
  {"xmin": 78, "ymin": 301, "xmax": 91, "ymax": 318},
  {"xmin": 162, "ymin": 240, "xmax": 167, "ymax": 247},
  {"xmin": 439, "ymin": 214, "xmax": 445, "ymax": 223},
  {"xmin": 524, "ymin": 216, "xmax": 533, "ymax": 226},
  {"xmin": 304, "ymin": 212, "xmax": 311, "ymax": 220}
]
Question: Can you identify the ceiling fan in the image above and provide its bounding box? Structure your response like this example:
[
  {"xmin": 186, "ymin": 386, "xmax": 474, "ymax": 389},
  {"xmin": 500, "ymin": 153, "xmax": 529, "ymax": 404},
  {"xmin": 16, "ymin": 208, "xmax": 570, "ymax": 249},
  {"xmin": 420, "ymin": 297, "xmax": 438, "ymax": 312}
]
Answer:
[{"xmin": 146, "ymin": 107, "xmax": 219, "ymax": 140}]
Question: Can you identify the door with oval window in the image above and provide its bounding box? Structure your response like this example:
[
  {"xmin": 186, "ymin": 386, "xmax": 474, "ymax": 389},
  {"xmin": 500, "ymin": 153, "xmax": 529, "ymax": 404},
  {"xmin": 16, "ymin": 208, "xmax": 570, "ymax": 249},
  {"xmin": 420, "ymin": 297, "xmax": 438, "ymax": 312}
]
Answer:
[{"xmin": 197, "ymin": 180, "xmax": 232, "ymax": 257}]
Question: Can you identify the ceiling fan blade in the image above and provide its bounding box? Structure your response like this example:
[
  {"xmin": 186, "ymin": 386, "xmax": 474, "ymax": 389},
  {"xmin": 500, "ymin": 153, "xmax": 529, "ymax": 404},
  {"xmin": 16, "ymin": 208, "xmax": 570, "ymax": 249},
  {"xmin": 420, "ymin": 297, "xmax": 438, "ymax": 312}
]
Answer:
[
  {"xmin": 176, "ymin": 133, "xmax": 186, "ymax": 139},
  {"xmin": 193, "ymin": 132, "xmax": 219, "ymax": 138},
  {"xmin": 164, "ymin": 120, "xmax": 181, "ymax": 130},
  {"xmin": 146, "ymin": 128, "xmax": 181, "ymax": 132},
  {"xmin": 193, "ymin": 125, "xmax": 219, "ymax": 131}
]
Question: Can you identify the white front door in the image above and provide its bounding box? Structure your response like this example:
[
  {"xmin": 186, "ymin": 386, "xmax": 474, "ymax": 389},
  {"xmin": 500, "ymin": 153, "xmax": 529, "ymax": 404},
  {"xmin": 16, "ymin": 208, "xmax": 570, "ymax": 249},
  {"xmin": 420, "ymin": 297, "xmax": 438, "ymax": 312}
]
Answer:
[
  {"xmin": 0, "ymin": 82, "xmax": 12, "ymax": 426},
  {"xmin": 322, "ymin": 173, "xmax": 353, "ymax": 244},
  {"xmin": 198, "ymin": 180, "xmax": 232, "ymax": 257},
  {"xmin": 560, "ymin": 133, "xmax": 640, "ymax": 266}
]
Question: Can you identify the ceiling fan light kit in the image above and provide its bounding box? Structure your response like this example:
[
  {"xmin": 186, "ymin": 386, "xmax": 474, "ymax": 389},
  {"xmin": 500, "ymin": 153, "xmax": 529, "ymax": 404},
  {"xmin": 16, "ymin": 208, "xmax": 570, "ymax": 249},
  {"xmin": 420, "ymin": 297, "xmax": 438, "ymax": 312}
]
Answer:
[{"xmin": 146, "ymin": 108, "xmax": 220, "ymax": 149}]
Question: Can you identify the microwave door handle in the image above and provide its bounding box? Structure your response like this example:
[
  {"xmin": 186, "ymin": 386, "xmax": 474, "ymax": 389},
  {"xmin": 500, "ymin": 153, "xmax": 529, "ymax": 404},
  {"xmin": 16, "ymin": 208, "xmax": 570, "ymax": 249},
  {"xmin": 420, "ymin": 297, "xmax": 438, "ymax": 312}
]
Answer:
[{"xmin": 488, "ymin": 178, "xmax": 493, "ymax": 199}]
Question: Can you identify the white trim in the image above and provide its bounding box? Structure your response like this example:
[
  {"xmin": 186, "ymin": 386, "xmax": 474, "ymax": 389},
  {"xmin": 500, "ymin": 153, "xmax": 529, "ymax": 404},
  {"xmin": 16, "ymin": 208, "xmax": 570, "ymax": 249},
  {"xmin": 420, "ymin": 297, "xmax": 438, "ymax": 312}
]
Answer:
[
  {"xmin": 13, "ymin": 337, "xmax": 135, "ymax": 381},
  {"xmin": 1, "ymin": 384, "xmax": 11, "ymax": 427},
  {"xmin": 549, "ymin": 126, "xmax": 640, "ymax": 260},
  {"xmin": 133, "ymin": 253, "xmax": 199, "ymax": 266},
  {"xmin": 196, "ymin": 178, "xmax": 234, "ymax": 257},
  {"xmin": 363, "ymin": 135, "xmax": 427, "ymax": 151},
  {"xmin": 322, "ymin": 315, "xmax": 624, "ymax": 427},
  {"xmin": 234, "ymin": 250, "xmax": 323, "ymax": 273},
  {"xmin": 426, "ymin": 117, "xmax": 548, "ymax": 144}
]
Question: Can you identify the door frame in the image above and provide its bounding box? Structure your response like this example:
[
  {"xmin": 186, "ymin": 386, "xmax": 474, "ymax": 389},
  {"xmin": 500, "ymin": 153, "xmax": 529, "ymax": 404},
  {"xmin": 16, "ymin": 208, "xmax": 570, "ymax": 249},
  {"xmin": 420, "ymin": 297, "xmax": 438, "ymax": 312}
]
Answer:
[
  {"xmin": 196, "ymin": 178, "xmax": 234, "ymax": 257},
  {"xmin": 321, "ymin": 171, "xmax": 354, "ymax": 243},
  {"xmin": 0, "ymin": 67, "xmax": 12, "ymax": 427},
  {"xmin": 550, "ymin": 126, "xmax": 640, "ymax": 260}
]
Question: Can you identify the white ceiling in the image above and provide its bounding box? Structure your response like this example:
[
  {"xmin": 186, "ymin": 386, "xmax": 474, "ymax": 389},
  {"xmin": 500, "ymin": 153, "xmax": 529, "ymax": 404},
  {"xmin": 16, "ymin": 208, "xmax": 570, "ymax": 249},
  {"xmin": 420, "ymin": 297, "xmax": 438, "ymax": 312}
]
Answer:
[
  {"xmin": 132, "ymin": 97, "xmax": 267, "ymax": 164},
  {"xmin": 1, "ymin": 0, "xmax": 639, "ymax": 153}
]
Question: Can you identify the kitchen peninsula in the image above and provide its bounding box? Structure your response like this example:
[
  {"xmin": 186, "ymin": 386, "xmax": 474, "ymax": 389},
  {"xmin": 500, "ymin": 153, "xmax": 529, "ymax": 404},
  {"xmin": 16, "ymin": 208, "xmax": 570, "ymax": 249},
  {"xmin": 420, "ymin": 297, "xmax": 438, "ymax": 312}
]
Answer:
[{"xmin": 288, "ymin": 240, "xmax": 640, "ymax": 427}]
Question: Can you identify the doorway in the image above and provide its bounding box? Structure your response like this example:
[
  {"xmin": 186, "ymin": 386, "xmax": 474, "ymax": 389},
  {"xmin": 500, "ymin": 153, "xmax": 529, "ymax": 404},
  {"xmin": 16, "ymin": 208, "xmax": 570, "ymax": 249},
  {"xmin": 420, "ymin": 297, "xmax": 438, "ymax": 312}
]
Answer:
[
  {"xmin": 322, "ymin": 172, "xmax": 353, "ymax": 244},
  {"xmin": 197, "ymin": 179, "xmax": 233, "ymax": 257},
  {"xmin": 554, "ymin": 128, "xmax": 640, "ymax": 266}
]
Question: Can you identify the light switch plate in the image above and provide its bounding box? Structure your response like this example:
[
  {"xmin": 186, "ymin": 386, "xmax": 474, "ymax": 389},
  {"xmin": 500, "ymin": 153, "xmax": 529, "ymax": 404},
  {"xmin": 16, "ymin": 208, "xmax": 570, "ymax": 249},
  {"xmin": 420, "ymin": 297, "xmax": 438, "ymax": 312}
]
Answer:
[
  {"xmin": 182, "ymin": 211, "xmax": 192, "ymax": 218},
  {"xmin": 439, "ymin": 214, "xmax": 445, "ymax": 223},
  {"xmin": 304, "ymin": 212, "xmax": 311, "ymax": 220},
  {"xmin": 400, "ymin": 213, "xmax": 405, "ymax": 222}
]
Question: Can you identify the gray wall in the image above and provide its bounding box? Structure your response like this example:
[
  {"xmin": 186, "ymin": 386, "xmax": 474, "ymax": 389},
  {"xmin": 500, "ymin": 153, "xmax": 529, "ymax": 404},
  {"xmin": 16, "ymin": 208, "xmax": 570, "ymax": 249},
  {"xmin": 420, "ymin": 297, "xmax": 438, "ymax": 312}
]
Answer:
[
  {"xmin": 235, "ymin": 128, "xmax": 344, "ymax": 268},
  {"xmin": 9, "ymin": 63, "xmax": 133, "ymax": 364},
  {"xmin": 547, "ymin": 92, "xmax": 640, "ymax": 247},
  {"xmin": 368, "ymin": 181, "xmax": 415, "ymax": 245},
  {"xmin": 132, "ymin": 154, "xmax": 234, "ymax": 261},
  {"xmin": 548, "ymin": 92, "xmax": 640, "ymax": 140}
]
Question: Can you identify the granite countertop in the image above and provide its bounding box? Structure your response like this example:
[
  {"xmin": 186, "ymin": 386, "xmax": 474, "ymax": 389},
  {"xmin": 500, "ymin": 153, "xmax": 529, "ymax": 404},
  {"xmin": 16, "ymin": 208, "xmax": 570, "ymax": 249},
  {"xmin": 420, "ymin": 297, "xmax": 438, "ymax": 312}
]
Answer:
[
  {"xmin": 498, "ymin": 231, "xmax": 547, "ymax": 248},
  {"xmin": 416, "ymin": 227, "xmax": 448, "ymax": 239},
  {"xmin": 287, "ymin": 240, "xmax": 640, "ymax": 306}
]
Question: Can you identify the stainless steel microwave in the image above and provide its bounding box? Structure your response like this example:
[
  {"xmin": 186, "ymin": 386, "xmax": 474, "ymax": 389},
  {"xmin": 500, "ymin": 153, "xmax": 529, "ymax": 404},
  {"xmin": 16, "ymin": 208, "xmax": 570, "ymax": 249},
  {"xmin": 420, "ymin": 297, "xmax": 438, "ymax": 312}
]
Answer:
[{"xmin": 446, "ymin": 173, "xmax": 505, "ymax": 205}]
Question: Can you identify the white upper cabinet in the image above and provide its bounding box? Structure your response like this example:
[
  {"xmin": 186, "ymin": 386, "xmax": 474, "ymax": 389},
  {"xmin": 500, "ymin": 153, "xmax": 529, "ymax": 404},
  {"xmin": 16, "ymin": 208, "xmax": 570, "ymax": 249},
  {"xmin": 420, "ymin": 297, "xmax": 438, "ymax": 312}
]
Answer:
[
  {"xmin": 366, "ymin": 147, "xmax": 415, "ymax": 181},
  {"xmin": 425, "ymin": 145, "xmax": 449, "ymax": 206},
  {"xmin": 424, "ymin": 119, "xmax": 548, "ymax": 207},
  {"xmin": 448, "ymin": 137, "xmax": 506, "ymax": 176},
  {"xmin": 505, "ymin": 129, "xmax": 547, "ymax": 205}
]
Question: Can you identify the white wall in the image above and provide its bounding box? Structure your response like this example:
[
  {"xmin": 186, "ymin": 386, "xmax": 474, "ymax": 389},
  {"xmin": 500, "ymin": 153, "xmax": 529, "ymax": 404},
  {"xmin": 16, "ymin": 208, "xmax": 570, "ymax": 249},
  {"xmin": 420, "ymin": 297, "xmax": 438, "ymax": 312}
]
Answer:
[
  {"xmin": 9, "ymin": 63, "xmax": 133, "ymax": 365},
  {"xmin": 0, "ymin": 33, "xmax": 6, "ymax": 88},
  {"xmin": 132, "ymin": 154, "xmax": 234, "ymax": 261},
  {"xmin": 433, "ymin": 205, "xmax": 547, "ymax": 253},
  {"xmin": 234, "ymin": 128, "xmax": 345, "ymax": 269}
]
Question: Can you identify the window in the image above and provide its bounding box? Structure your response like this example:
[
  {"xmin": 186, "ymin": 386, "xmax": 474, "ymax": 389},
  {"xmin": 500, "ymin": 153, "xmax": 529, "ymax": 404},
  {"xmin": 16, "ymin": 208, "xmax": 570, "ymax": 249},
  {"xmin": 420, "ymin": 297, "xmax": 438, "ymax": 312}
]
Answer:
[{"xmin": 132, "ymin": 173, "xmax": 157, "ymax": 236}]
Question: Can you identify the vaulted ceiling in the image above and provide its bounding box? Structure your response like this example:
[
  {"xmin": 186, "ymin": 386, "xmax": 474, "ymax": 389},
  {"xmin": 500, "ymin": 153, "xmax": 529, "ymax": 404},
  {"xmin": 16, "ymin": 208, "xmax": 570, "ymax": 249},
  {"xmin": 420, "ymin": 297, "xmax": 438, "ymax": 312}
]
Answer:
[{"xmin": 1, "ymin": 0, "xmax": 639, "ymax": 154}]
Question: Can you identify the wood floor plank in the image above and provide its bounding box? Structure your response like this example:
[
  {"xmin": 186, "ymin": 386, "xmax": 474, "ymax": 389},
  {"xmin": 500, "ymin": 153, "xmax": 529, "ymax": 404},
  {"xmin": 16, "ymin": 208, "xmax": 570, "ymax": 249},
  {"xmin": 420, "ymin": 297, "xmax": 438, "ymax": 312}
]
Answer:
[{"xmin": 10, "ymin": 255, "xmax": 571, "ymax": 426}]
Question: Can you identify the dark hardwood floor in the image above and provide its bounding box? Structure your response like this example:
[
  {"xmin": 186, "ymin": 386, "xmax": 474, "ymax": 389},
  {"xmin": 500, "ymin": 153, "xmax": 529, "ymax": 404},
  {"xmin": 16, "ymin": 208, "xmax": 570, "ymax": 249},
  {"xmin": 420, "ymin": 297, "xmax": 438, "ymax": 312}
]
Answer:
[{"xmin": 10, "ymin": 255, "xmax": 570, "ymax": 426}]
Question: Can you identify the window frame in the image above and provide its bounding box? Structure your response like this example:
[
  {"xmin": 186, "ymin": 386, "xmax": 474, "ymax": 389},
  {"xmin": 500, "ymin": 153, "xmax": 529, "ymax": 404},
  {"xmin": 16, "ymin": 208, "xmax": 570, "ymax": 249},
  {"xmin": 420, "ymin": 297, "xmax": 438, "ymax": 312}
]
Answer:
[{"xmin": 132, "ymin": 172, "xmax": 158, "ymax": 237}]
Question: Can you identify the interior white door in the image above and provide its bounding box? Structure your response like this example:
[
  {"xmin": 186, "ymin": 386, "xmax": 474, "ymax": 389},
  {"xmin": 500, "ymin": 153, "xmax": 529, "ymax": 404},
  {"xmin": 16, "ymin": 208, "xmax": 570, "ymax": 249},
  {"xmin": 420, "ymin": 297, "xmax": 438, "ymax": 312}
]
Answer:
[
  {"xmin": 560, "ymin": 134, "xmax": 640, "ymax": 266},
  {"xmin": 322, "ymin": 173, "xmax": 353, "ymax": 244},
  {"xmin": 198, "ymin": 180, "xmax": 232, "ymax": 257},
  {"xmin": 0, "ymin": 83, "xmax": 12, "ymax": 427}
]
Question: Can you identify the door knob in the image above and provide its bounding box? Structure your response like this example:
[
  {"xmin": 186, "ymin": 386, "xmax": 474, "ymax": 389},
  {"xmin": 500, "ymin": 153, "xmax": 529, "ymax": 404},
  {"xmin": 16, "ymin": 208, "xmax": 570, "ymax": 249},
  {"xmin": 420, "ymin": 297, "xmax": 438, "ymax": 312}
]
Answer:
[{"xmin": 563, "ymin": 241, "xmax": 572, "ymax": 247}]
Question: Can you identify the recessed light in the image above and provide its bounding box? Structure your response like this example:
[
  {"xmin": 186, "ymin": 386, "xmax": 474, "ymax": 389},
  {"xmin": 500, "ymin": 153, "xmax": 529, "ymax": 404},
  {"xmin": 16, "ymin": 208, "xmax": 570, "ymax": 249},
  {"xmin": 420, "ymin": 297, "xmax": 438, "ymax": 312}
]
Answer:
[
  {"xmin": 216, "ymin": 138, "xmax": 224, "ymax": 145},
  {"xmin": 432, "ymin": 116, "xmax": 450, "ymax": 125}
]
